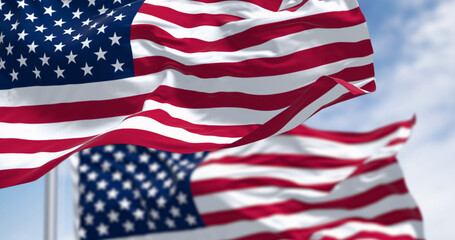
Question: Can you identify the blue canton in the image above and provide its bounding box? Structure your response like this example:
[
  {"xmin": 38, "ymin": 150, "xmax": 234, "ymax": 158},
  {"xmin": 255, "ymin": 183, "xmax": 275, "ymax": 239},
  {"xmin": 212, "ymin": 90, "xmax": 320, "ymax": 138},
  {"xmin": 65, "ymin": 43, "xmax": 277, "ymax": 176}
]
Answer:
[
  {"xmin": 0, "ymin": 0, "xmax": 143, "ymax": 90},
  {"xmin": 77, "ymin": 145, "xmax": 207, "ymax": 239}
]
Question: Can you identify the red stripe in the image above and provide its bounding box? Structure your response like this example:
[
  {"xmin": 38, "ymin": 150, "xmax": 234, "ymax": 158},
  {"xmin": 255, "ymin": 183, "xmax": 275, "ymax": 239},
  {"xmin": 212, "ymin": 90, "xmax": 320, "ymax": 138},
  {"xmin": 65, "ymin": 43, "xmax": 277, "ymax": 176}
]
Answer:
[
  {"xmin": 200, "ymin": 154, "xmax": 364, "ymax": 168},
  {"xmin": 146, "ymin": 64, "xmax": 374, "ymax": 110},
  {"xmin": 192, "ymin": 158, "xmax": 397, "ymax": 196},
  {"xmin": 325, "ymin": 232, "xmax": 421, "ymax": 240},
  {"xmin": 130, "ymin": 8, "xmax": 367, "ymax": 53},
  {"xmin": 0, "ymin": 94, "xmax": 146, "ymax": 123},
  {"xmin": 285, "ymin": 116, "xmax": 416, "ymax": 144},
  {"xmin": 201, "ymin": 180, "xmax": 409, "ymax": 226},
  {"xmin": 190, "ymin": 0, "xmax": 282, "ymax": 11},
  {"xmin": 138, "ymin": 3, "xmax": 244, "ymax": 27},
  {"xmin": 134, "ymin": 39, "xmax": 373, "ymax": 78},
  {"xmin": 235, "ymin": 208, "xmax": 423, "ymax": 240}
]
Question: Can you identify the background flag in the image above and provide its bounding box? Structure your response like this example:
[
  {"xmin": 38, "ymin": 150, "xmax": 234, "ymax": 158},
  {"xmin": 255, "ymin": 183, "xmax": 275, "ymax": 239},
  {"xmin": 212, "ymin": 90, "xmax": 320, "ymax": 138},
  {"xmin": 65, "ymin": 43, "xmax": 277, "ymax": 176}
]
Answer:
[
  {"xmin": 0, "ymin": 0, "xmax": 375, "ymax": 188},
  {"xmin": 72, "ymin": 118, "xmax": 423, "ymax": 240}
]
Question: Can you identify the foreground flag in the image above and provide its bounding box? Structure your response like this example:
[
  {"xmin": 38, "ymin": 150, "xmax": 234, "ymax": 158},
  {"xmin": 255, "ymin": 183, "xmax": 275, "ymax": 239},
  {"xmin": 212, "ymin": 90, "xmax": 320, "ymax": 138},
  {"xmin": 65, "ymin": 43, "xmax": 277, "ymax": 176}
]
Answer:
[
  {"xmin": 72, "ymin": 118, "xmax": 423, "ymax": 240},
  {"xmin": 0, "ymin": 0, "xmax": 375, "ymax": 188}
]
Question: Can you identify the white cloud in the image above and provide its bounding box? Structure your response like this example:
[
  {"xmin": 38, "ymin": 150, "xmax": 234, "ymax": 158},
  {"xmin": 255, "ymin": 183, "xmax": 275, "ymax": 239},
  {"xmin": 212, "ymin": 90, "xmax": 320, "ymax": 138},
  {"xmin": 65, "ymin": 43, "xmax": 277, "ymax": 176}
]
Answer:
[{"xmin": 308, "ymin": 0, "xmax": 455, "ymax": 239}]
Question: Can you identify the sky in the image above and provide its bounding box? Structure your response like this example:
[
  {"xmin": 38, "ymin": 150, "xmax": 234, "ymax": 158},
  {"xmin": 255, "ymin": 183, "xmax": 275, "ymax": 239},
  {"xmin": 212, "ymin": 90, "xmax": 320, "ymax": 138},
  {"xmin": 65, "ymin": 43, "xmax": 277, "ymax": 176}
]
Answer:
[{"xmin": 1, "ymin": 0, "xmax": 455, "ymax": 239}]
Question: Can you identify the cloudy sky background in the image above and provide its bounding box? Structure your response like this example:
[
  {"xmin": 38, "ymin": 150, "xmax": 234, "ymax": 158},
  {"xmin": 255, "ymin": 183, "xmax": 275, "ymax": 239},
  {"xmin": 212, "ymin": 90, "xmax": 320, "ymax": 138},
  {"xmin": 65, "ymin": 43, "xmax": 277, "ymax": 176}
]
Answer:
[{"xmin": 1, "ymin": 0, "xmax": 454, "ymax": 239}]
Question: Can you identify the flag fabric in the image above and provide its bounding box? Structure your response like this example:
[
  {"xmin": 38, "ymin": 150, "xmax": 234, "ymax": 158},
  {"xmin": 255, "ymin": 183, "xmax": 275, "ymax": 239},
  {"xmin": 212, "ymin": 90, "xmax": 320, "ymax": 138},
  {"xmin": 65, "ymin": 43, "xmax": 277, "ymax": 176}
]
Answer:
[
  {"xmin": 0, "ymin": 0, "xmax": 375, "ymax": 188},
  {"xmin": 72, "ymin": 118, "xmax": 423, "ymax": 240}
]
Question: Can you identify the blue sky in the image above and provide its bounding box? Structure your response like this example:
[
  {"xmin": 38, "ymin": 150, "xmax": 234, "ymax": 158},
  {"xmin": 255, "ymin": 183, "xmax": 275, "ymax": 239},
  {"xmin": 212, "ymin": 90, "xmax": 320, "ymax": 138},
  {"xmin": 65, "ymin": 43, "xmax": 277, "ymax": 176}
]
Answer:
[{"xmin": 1, "ymin": 0, "xmax": 455, "ymax": 239}]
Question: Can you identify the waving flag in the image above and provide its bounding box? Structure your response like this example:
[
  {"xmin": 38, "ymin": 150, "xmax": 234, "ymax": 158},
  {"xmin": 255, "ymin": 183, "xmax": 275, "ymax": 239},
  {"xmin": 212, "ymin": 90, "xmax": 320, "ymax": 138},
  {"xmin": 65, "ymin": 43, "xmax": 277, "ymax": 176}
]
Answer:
[
  {"xmin": 0, "ymin": 0, "xmax": 375, "ymax": 188},
  {"xmin": 72, "ymin": 118, "xmax": 423, "ymax": 240}
]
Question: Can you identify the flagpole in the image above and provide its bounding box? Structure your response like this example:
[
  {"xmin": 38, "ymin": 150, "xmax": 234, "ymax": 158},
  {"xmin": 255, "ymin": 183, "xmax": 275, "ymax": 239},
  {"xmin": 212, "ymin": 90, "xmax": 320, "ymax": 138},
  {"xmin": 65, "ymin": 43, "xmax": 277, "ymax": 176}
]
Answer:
[{"xmin": 44, "ymin": 167, "xmax": 58, "ymax": 240}]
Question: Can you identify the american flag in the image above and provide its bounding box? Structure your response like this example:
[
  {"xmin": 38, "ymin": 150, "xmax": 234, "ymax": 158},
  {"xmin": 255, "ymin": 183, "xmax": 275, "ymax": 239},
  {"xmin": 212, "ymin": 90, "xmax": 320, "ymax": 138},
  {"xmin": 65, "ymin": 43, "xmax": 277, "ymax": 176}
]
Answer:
[
  {"xmin": 0, "ymin": 0, "xmax": 375, "ymax": 188},
  {"xmin": 72, "ymin": 118, "xmax": 423, "ymax": 240}
]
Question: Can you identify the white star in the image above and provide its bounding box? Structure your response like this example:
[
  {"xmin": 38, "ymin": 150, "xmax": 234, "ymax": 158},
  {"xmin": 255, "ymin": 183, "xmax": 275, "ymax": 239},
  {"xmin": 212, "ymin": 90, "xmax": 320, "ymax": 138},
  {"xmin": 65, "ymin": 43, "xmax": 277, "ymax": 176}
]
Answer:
[
  {"xmin": 123, "ymin": 220, "xmax": 134, "ymax": 233},
  {"xmin": 98, "ymin": 5, "xmax": 108, "ymax": 15},
  {"xmin": 104, "ymin": 145, "xmax": 115, "ymax": 152},
  {"xmin": 55, "ymin": 66, "xmax": 65, "ymax": 78},
  {"xmin": 119, "ymin": 197, "xmax": 131, "ymax": 210},
  {"xmin": 90, "ymin": 22, "xmax": 98, "ymax": 29},
  {"xmin": 10, "ymin": 69, "xmax": 18, "ymax": 81},
  {"xmin": 44, "ymin": 6, "xmax": 56, "ymax": 16},
  {"xmin": 177, "ymin": 171, "xmax": 186, "ymax": 180},
  {"xmin": 85, "ymin": 191, "xmax": 94, "ymax": 202},
  {"xmin": 87, "ymin": 171, "xmax": 98, "ymax": 181},
  {"xmin": 114, "ymin": 0, "xmax": 122, "ymax": 4},
  {"xmin": 141, "ymin": 181, "xmax": 152, "ymax": 189},
  {"xmin": 61, "ymin": 0, "xmax": 72, "ymax": 8},
  {"xmin": 112, "ymin": 171, "xmax": 122, "ymax": 181},
  {"xmin": 114, "ymin": 14, "xmax": 126, "ymax": 21},
  {"xmin": 139, "ymin": 153, "xmax": 150, "ymax": 163},
  {"xmin": 96, "ymin": 179, "xmax": 108, "ymax": 190},
  {"xmin": 157, "ymin": 171, "xmax": 167, "ymax": 180},
  {"xmin": 91, "ymin": 152, "xmax": 102, "ymax": 163},
  {"xmin": 149, "ymin": 162, "xmax": 160, "ymax": 172},
  {"xmin": 176, "ymin": 192, "xmax": 187, "ymax": 205},
  {"xmin": 40, "ymin": 53, "xmax": 50, "ymax": 66},
  {"xmin": 107, "ymin": 188, "xmax": 119, "ymax": 199},
  {"xmin": 111, "ymin": 59, "xmax": 124, "ymax": 72},
  {"xmin": 79, "ymin": 164, "xmax": 89, "ymax": 173},
  {"xmin": 17, "ymin": 30, "xmax": 28, "ymax": 41},
  {"xmin": 126, "ymin": 145, "xmax": 137, "ymax": 153},
  {"xmin": 122, "ymin": 180, "xmax": 132, "ymax": 190},
  {"xmin": 133, "ymin": 208, "xmax": 145, "ymax": 220},
  {"xmin": 72, "ymin": 33, "xmax": 82, "ymax": 41},
  {"xmin": 147, "ymin": 187, "xmax": 158, "ymax": 198},
  {"xmin": 45, "ymin": 34, "xmax": 56, "ymax": 42},
  {"xmin": 17, "ymin": 55, "xmax": 27, "ymax": 67},
  {"xmin": 165, "ymin": 218, "xmax": 176, "ymax": 228},
  {"xmin": 10, "ymin": 20, "xmax": 19, "ymax": 30},
  {"xmin": 0, "ymin": 58, "xmax": 5, "ymax": 69},
  {"xmin": 0, "ymin": 1, "xmax": 4, "ymax": 10},
  {"xmin": 81, "ymin": 63, "xmax": 94, "ymax": 76},
  {"xmin": 84, "ymin": 213, "xmax": 94, "ymax": 226},
  {"xmin": 171, "ymin": 153, "xmax": 182, "ymax": 160},
  {"xmin": 32, "ymin": 67, "xmax": 41, "ymax": 79},
  {"xmin": 88, "ymin": 0, "xmax": 96, "ymax": 6},
  {"xmin": 107, "ymin": 10, "xmax": 116, "ymax": 17},
  {"xmin": 147, "ymin": 221, "xmax": 156, "ymax": 230},
  {"xmin": 156, "ymin": 196, "xmax": 166, "ymax": 208},
  {"xmin": 79, "ymin": 184, "xmax": 86, "ymax": 194},
  {"xmin": 94, "ymin": 199, "xmax": 105, "ymax": 212},
  {"xmin": 135, "ymin": 173, "xmax": 146, "ymax": 181},
  {"xmin": 54, "ymin": 42, "xmax": 65, "ymax": 52},
  {"xmin": 78, "ymin": 228, "xmax": 86, "ymax": 239},
  {"xmin": 63, "ymin": 28, "xmax": 75, "ymax": 35},
  {"xmin": 17, "ymin": 0, "xmax": 28, "ymax": 8},
  {"xmin": 163, "ymin": 179, "xmax": 173, "ymax": 188},
  {"xmin": 25, "ymin": 13, "xmax": 37, "ymax": 22},
  {"xmin": 96, "ymin": 223, "xmax": 109, "ymax": 236},
  {"xmin": 72, "ymin": 8, "xmax": 83, "ymax": 19},
  {"xmin": 113, "ymin": 151, "xmax": 125, "ymax": 162},
  {"xmin": 54, "ymin": 18, "xmax": 66, "ymax": 27},
  {"xmin": 4, "ymin": 11, "xmax": 14, "ymax": 21},
  {"xmin": 6, "ymin": 43, "xmax": 13, "ymax": 55},
  {"xmin": 65, "ymin": 51, "xmax": 77, "ymax": 64},
  {"xmin": 27, "ymin": 42, "xmax": 38, "ymax": 53},
  {"xmin": 97, "ymin": 24, "xmax": 107, "ymax": 34},
  {"xmin": 170, "ymin": 206, "xmax": 181, "ymax": 218},
  {"xmin": 133, "ymin": 189, "xmax": 141, "ymax": 199},
  {"xmin": 125, "ymin": 162, "xmax": 136, "ymax": 173},
  {"xmin": 109, "ymin": 32, "xmax": 121, "ymax": 45},
  {"xmin": 150, "ymin": 209, "xmax": 160, "ymax": 220},
  {"xmin": 101, "ymin": 160, "xmax": 111, "ymax": 172},
  {"xmin": 158, "ymin": 152, "xmax": 167, "ymax": 160},
  {"xmin": 107, "ymin": 210, "xmax": 119, "ymax": 223},
  {"xmin": 185, "ymin": 214, "xmax": 197, "ymax": 226},
  {"xmin": 82, "ymin": 18, "xmax": 92, "ymax": 26},
  {"xmin": 94, "ymin": 47, "xmax": 107, "ymax": 61},
  {"xmin": 35, "ymin": 25, "xmax": 47, "ymax": 32},
  {"xmin": 81, "ymin": 38, "xmax": 92, "ymax": 49}
]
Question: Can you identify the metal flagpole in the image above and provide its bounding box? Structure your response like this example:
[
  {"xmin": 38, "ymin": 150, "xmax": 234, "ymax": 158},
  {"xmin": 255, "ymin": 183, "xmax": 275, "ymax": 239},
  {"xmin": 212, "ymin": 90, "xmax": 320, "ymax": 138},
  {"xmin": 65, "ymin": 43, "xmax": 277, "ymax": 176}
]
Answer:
[{"xmin": 44, "ymin": 167, "xmax": 58, "ymax": 240}]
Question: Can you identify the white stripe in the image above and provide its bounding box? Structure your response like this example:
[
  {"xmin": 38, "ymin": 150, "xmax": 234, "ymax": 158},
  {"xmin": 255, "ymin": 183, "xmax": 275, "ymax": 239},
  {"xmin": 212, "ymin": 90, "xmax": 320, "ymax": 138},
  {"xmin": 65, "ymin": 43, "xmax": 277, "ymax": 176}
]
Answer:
[
  {"xmin": 193, "ymin": 164, "xmax": 405, "ymax": 214},
  {"xmin": 192, "ymin": 163, "xmax": 356, "ymax": 184},
  {"xmin": 206, "ymin": 125, "xmax": 410, "ymax": 161},
  {"xmin": 131, "ymin": 23, "xmax": 370, "ymax": 64},
  {"xmin": 117, "ymin": 116, "xmax": 240, "ymax": 144},
  {"xmin": 0, "ymin": 146, "xmax": 80, "ymax": 170},
  {"xmin": 142, "ymin": 100, "xmax": 286, "ymax": 126},
  {"xmin": 109, "ymin": 194, "xmax": 416, "ymax": 240},
  {"xmin": 132, "ymin": 0, "xmax": 360, "ymax": 42},
  {"xmin": 0, "ymin": 116, "xmax": 124, "ymax": 140},
  {"xmin": 311, "ymin": 221, "xmax": 424, "ymax": 239}
]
